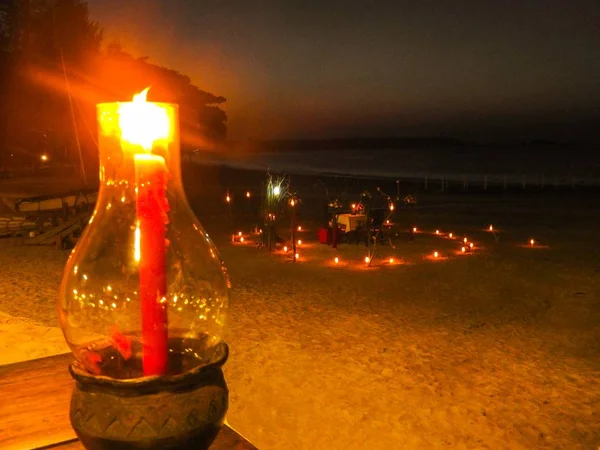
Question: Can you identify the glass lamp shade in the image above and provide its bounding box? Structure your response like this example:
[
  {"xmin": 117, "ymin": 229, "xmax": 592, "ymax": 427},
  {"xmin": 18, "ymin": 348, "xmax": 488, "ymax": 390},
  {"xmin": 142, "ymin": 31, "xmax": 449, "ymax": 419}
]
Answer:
[{"xmin": 58, "ymin": 95, "xmax": 230, "ymax": 379}]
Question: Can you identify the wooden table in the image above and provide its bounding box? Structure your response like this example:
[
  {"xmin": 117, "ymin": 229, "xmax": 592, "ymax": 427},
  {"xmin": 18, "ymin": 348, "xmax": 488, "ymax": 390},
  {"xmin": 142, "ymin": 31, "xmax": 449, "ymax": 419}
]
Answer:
[{"xmin": 0, "ymin": 353, "xmax": 257, "ymax": 450}]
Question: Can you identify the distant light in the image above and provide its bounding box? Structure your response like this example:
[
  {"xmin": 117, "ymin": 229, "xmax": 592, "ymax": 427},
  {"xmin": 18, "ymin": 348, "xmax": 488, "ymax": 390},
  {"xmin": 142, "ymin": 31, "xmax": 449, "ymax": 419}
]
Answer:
[
  {"xmin": 295, "ymin": 253, "xmax": 299, "ymax": 260},
  {"xmin": 449, "ymin": 233, "xmax": 453, "ymax": 238},
  {"xmin": 530, "ymin": 239, "xmax": 535, "ymax": 246},
  {"xmin": 238, "ymin": 231, "xmax": 242, "ymax": 237},
  {"xmin": 297, "ymin": 225, "xmax": 302, "ymax": 231},
  {"xmin": 463, "ymin": 237, "xmax": 468, "ymax": 243},
  {"xmin": 434, "ymin": 251, "xmax": 439, "ymax": 258},
  {"xmin": 489, "ymin": 225, "xmax": 494, "ymax": 231},
  {"xmin": 273, "ymin": 186, "xmax": 281, "ymax": 196},
  {"xmin": 386, "ymin": 220, "xmax": 390, "ymax": 224},
  {"xmin": 334, "ymin": 257, "xmax": 339, "ymax": 264},
  {"xmin": 246, "ymin": 191, "xmax": 251, "ymax": 198},
  {"xmin": 290, "ymin": 199, "xmax": 295, "ymax": 207},
  {"xmin": 240, "ymin": 237, "xmax": 244, "ymax": 243},
  {"xmin": 226, "ymin": 194, "xmax": 231, "ymax": 203},
  {"xmin": 413, "ymin": 227, "xmax": 417, "ymax": 232},
  {"xmin": 351, "ymin": 203, "xmax": 356, "ymax": 210},
  {"xmin": 297, "ymin": 239, "xmax": 302, "ymax": 245},
  {"xmin": 40, "ymin": 154, "xmax": 48, "ymax": 162},
  {"xmin": 469, "ymin": 242, "xmax": 474, "ymax": 249},
  {"xmin": 283, "ymin": 246, "xmax": 288, "ymax": 252},
  {"xmin": 461, "ymin": 246, "xmax": 466, "ymax": 253},
  {"xmin": 389, "ymin": 257, "xmax": 394, "ymax": 264},
  {"xmin": 365, "ymin": 256, "xmax": 371, "ymax": 264},
  {"xmin": 389, "ymin": 203, "xmax": 395, "ymax": 211},
  {"xmin": 435, "ymin": 230, "xmax": 440, "ymax": 235}
]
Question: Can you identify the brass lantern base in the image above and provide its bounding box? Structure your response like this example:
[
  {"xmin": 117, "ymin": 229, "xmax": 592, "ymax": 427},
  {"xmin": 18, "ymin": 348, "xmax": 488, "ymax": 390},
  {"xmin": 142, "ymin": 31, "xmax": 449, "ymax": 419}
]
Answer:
[{"xmin": 69, "ymin": 341, "xmax": 229, "ymax": 450}]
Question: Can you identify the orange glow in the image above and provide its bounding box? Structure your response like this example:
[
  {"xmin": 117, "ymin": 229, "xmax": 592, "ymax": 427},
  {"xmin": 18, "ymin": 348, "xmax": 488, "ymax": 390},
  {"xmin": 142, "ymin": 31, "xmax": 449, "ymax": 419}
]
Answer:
[
  {"xmin": 334, "ymin": 257, "xmax": 339, "ymax": 264},
  {"xmin": 530, "ymin": 239, "xmax": 535, "ymax": 246},
  {"xmin": 238, "ymin": 231, "xmax": 242, "ymax": 237},
  {"xmin": 240, "ymin": 237, "xmax": 244, "ymax": 243},
  {"xmin": 365, "ymin": 256, "xmax": 371, "ymax": 264},
  {"xmin": 290, "ymin": 199, "xmax": 296, "ymax": 207},
  {"xmin": 226, "ymin": 194, "xmax": 231, "ymax": 203},
  {"xmin": 469, "ymin": 242, "xmax": 474, "ymax": 249},
  {"xmin": 295, "ymin": 253, "xmax": 299, "ymax": 260},
  {"xmin": 413, "ymin": 227, "xmax": 417, "ymax": 232},
  {"xmin": 489, "ymin": 225, "xmax": 494, "ymax": 231},
  {"xmin": 449, "ymin": 233, "xmax": 453, "ymax": 238},
  {"xmin": 118, "ymin": 88, "xmax": 171, "ymax": 150},
  {"xmin": 389, "ymin": 257, "xmax": 394, "ymax": 264},
  {"xmin": 435, "ymin": 230, "xmax": 440, "ymax": 235},
  {"xmin": 386, "ymin": 220, "xmax": 390, "ymax": 224},
  {"xmin": 389, "ymin": 203, "xmax": 395, "ymax": 211},
  {"xmin": 434, "ymin": 251, "xmax": 439, "ymax": 258},
  {"xmin": 297, "ymin": 225, "xmax": 302, "ymax": 231},
  {"xmin": 283, "ymin": 246, "xmax": 288, "ymax": 252},
  {"xmin": 461, "ymin": 246, "xmax": 466, "ymax": 253},
  {"xmin": 134, "ymin": 222, "xmax": 141, "ymax": 262},
  {"xmin": 297, "ymin": 239, "xmax": 302, "ymax": 245},
  {"xmin": 351, "ymin": 203, "xmax": 356, "ymax": 210},
  {"xmin": 463, "ymin": 237, "xmax": 468, "ymax": 243},
  {"xmin": 246, "ymin": 191, "xmax": 251, "ymax": 198},
  {"xmin": 40, "ymin": 154, "xmax": 48, "ymax": 162}
]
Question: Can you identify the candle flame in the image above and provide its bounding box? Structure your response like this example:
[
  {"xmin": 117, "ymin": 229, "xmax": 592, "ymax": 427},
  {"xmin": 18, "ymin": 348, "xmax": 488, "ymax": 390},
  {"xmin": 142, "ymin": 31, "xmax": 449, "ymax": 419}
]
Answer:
[
  {"xmin": 119, "ymin": 87, "xmax": 170, "ymax": 150},
  {"xmin": 334, "ymin": 257, "xmax": 339, "ymax": 264}
]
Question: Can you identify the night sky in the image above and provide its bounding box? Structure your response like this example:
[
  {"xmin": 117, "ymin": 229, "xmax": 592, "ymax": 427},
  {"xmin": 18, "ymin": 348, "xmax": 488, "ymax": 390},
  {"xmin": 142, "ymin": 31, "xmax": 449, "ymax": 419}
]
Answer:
[{"xmin": 88, "ymin": 0, "xmax": 600, "ymax": 142}]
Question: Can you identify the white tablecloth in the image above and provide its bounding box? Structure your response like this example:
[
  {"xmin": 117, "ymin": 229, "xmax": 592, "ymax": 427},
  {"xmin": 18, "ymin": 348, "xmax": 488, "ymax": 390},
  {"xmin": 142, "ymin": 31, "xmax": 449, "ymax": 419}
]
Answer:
[{"xmin": 335, "ymin": 214, "xmax": 366, "ymax": 232}]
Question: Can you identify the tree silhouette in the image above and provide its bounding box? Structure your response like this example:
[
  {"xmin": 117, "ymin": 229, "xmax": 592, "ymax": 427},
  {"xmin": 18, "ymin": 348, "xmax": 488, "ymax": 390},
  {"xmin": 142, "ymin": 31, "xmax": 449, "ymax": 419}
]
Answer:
[{"xmin": 0, "ymin": 0, "xmax": 227, "ymax": 174}]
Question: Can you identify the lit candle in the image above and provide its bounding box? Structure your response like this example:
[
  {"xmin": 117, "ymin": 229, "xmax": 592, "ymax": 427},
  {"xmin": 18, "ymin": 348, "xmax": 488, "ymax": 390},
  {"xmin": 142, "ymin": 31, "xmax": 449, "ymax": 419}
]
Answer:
[
  {"xmin": 134, "ymin": 153, "xmax": 168, "ymax": 376},
  {"xmin": 435, "ymin": 230, "xmax": 440, "ymax": 235},
  {"xmin": 461, "ymin": 246, "xmax": 466, "ymax": 253},
  {"xmin": 365, "ymin": 256, "xmax": 370, "ymax": 264},
  {"xmin": 449, "ymin": 233, "xmax": 453, "ymax": 238},
  {"xmin": 413, "ymin": 227, "xmax": 417, "ymax": 233},
  {"xmin": 120, "ymin": 88, "xmax": 171, "ymax": 376},
  {"xmin": 389, "ymin": 257, "xmax": 394, "ymax": 264},
  {"xmin": 434, "ymin": 251, "xmax": 439, "ymax": 258},
  {"xmin": 297, "ymin": 239, "xmax": 302, "ymax": 245},
  {"xmin": 334, "ymin": 257, "xmax": 339, "ymax": 264},
  {"xmin": 530, "ymin": 238, "xmax": 535, "ymax": 246},
  {"xmin": 489, "ymin": 225, "xmax": 494, "ymax": 231}
]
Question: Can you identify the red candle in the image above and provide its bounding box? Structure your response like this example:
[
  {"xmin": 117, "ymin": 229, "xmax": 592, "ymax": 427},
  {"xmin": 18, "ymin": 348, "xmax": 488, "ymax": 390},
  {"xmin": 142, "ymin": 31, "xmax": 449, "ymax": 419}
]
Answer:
[{"xmin": 135, "ymin": 153, "xmax": 169, "ymax": 376}]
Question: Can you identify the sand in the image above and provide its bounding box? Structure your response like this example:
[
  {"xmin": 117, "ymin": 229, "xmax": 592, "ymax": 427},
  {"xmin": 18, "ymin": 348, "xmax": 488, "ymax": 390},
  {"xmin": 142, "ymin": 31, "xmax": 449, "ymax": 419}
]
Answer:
[{"xmin": 1, "ymin": 183, "xmax": 599, "ymax": 449}]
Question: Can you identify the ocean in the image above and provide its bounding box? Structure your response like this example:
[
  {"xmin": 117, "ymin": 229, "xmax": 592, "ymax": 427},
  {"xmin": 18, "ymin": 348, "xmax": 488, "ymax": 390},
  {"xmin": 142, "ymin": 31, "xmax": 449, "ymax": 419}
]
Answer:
[{"xmin": 195, "ymin": 144, "xmax": 600, "ymax": 188}]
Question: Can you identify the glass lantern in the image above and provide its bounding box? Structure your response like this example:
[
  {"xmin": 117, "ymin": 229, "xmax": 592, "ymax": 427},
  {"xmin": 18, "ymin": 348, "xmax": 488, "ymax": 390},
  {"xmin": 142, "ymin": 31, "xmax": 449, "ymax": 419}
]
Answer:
[{"xmin": 58, "ymin": 89, "xmax": 230, "ymax": 379}]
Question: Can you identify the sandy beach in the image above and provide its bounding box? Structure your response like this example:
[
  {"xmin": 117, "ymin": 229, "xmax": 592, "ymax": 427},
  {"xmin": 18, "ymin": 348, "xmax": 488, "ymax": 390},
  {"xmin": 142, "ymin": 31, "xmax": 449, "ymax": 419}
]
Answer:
[{"xmin": 1, "ymin": 164, "xmax": 599, "ymax": 449}]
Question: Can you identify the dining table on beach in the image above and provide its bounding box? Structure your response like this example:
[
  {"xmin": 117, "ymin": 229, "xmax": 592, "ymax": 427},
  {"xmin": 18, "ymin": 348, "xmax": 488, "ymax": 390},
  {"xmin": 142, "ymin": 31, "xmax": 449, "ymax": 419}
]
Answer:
[
  {"xmin": 334, "ymin": 213, "xmax": 366, "ymax": 232},
  {"xmin": 0, "ymin": 353, "xmax": 257, "ymax": 450}
]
